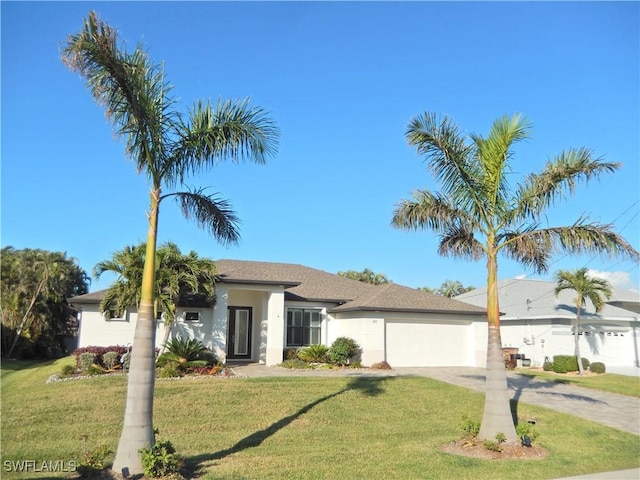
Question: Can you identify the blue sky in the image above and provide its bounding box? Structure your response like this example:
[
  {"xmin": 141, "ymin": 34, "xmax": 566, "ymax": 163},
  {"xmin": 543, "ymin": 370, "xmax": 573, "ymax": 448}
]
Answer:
[{"xmin": 2, "ymin": 1, "xmax": 639, "ymax": 293}]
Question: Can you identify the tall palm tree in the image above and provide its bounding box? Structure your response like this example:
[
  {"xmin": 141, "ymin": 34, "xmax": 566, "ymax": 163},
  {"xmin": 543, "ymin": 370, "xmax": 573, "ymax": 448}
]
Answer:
[
  {"xmin": 392, "ymin": 112, "xmax": 638, "ymax": 442},
  {"xmin": 94, "ymin": 242, "xmax": 217, "ymax": 351},
  {"xmin": 554, "ymin": 268, "xmax": 612, "ymax": 375},
  {"xmin": 62, "ymin": 12, "xmax": 279, "ymax": 474}
]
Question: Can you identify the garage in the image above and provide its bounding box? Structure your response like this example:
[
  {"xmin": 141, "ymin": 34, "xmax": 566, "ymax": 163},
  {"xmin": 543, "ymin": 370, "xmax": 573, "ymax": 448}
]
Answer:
[{"xmin": 385, "ymin": 319, "xmax": 472, "ymax": 367}]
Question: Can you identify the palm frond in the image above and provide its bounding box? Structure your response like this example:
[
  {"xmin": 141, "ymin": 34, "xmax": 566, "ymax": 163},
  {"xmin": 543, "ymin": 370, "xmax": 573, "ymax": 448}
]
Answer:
[
  {"xmin": 391, "ymin": 190, "xmax": 466, "ymax": 233},
  {"xmin": 499, "ymin": 228, "xmax": 554, "ymax": 274},
  {"xmin": 165, "ymin": 99, "xmax": 280, "ymax": 186},
  {"xmin": 514, "ymin": 148, "xmax": 620, "ymax": 219},
  {"xmin": 438, "ymin": 225, "xmax": 485, "ymax": 260},
  {"xmin": 163, "ymin": 188, "xmax": 240, "ymax": 245}
]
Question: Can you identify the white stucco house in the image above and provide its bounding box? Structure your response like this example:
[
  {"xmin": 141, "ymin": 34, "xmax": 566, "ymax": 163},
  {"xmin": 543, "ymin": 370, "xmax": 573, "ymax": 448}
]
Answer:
[
  {"xmin": 456, "ymin": 279, "xmax": 640, "ymax": 371},
  {"xmin": 69, "ymin": 259, "xmax": 487, "ymax": 367}
]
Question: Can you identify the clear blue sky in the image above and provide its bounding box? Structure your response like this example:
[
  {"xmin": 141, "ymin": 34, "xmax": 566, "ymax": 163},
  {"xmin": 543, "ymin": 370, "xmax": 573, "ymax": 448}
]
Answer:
[{"xmin": 2, "ymin": 1, "xmax": 639, "ymax": 293}]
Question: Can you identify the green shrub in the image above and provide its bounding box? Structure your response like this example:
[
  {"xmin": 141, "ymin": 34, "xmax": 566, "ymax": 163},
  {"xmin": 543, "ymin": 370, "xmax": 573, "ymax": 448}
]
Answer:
[
  {"xmin": 284, "ymin": 348, "xmax": 299, "ymax": 360},
  {"xmin": 516, "ymin": 421, "xmax": 539, "ymax": 443},
  {"xmin": 77, "ymin": 437, "xmax": 112, "ymax": 477},
  {"xmin": 60, "ymin": 364, "xmax": 76, "ymax": 376},
  {"xmin": 102, "ymin": 351, "xmax": 120, "ymax": 370},
  {"xmin": 87, "ymin": 364, "xmax": 105, "ymax": 376},
  {"xmin": 78, "ymin": 352, "xmax": 97, "ymax": 374},
  {"xmin": 329, "ymin": 337, "xmax": 361, "ymax": 366},
  {"xmin": 298, "ymin": 344, "xmax": 329, "ymax": 363},
  {"xmin": 460, "ymin": 415, "xmax": 480, "ymax": 443},
  {"xmin": 279, "ymin": 359, "xmax": 313, "ymax": 369},
  {"xmin": 164, "ymin": 337, "xmax": 208, "ymax": 360},
  {"xmin": 581, "ymin": 357, "xmax": 591, "ymax": 370},
  {"xmin": 590, "ymin": 362, "xmax": 606, "ymax": 374},
  {"xmin": 542, "ymin": 360, "xmax": 553, "ymax": 371},
  {"xmin": 495, "ymin": 432, "xmax": 507, "ymax": 444},
  {"xmin": 552, "ymin": 355, "xmax": 578, "ymax": 373},
  {"xmin": 158, "ymin": 364, "xmax": 182, "ymax": 378},
  {"xmin": 483, "ymin": 439, "xmax": 502, "ymax": 452},
  {"xmin": 139, "ymin": 437, "xmax": 182, "ymax": 478}
]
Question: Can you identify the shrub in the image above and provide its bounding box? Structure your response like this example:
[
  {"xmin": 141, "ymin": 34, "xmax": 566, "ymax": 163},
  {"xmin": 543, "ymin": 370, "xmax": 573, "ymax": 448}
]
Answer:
[
  {"xmin": 102, "ymin": 351, "xmax": 120, "ymax": 370},
  {"xmin": 483, "ymin": 439, "xmax": 502, "ymax": 452},
  {"xmin": 543, "ymin": 360, "xmax": 553, "ymax": 371},
  {"xmin": 495, "ymin": 432, "xmax": 507, "ymax": 444},
  {"xmin": 74, "ymin": 345, "xmax": 130, "ymax": 369},
  {"xmin": 158, "ymin": 364, "xmax": 181, "ymax": 378},
  {"xmin": 77, "ymin": 436, "xmax": 112, "ymax": 477},
  {"xmin": 78, "ymin": 353, "xmax": 97, "ymax": 374},
  {"xmin": 284, "ymin": 348, "xmax": 299, "ymax": 360},
  {"xmin": 87, "ymin": 364, "xmax": 105, "ymax": 376},
  {"xmin": 298, "ymin": 344, "xmax": 329, "ymax": 363},
  {"xmin": 460, "ymin": 415, "xmax": 480, "ymax": 444},
  {"xmin": 371, "ymin": 361, "xmax": 392, "ymax": 370},
  {"xmin": 516, "ymin": 421, "xmax": 539, "ymax": 443},
  {"xmin": 164, "ymin": 337, "xmax": 208, "ymax": 360},
  {"xmin": 279, "ymin": 359, "xmax": 313, "ymax": 369},
  {"xmin": 552, "ymin": 355, "xmax": 578, "ymax": 374},
  {"xmin": 139, "ymin": 437, "xmax": 182, "ymax": 478},
  {"xmin": 60, "ymin": 364, "xmax": 76, "ymax": 376},
  {"xmin": 329, "ymin": 337, "xmax": 361, "ymax": 366},
  {"xmin": 590, "ymin": 362, "xmax": 606, "ymax": 374},
  {"xmin": 581, "ymin": 357, "xmax": 591, "ymax": 370}
]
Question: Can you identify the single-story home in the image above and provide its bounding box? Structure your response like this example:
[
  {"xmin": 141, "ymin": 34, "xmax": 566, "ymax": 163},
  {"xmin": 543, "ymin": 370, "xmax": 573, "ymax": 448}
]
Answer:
[
  {"xmin": 455, "ymin": 279, "xmax": 640, "ymax": 370},
  {"xmin": 70, "ymin": 259, "xmax": 488, "ymax": 367}
]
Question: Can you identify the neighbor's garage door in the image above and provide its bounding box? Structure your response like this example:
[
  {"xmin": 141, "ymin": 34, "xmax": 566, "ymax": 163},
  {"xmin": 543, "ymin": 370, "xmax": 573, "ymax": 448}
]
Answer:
[{"xmin": 385, "ymin": 320, "xmax": 470, "ymax": 367}]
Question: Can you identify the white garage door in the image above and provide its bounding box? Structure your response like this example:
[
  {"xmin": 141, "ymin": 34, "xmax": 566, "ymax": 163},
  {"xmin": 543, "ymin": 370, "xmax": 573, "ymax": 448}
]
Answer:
[{"xmin": 385, "ymin": 320, "xmax": 470, "ymax": 367}]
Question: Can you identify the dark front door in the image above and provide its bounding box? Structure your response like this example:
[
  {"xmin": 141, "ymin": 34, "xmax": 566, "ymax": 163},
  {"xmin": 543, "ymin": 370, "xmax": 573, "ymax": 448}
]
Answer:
[{"xmin": 227, "ymin": 307, "xmax": 252, "ymax": 360}]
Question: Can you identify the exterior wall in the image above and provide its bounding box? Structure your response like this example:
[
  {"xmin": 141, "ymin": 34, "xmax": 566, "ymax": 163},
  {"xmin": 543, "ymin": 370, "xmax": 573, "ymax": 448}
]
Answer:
[
  {"xmin": 329, "ymin": 311, "xmax": 385, "ymax": 366},
  {"xmin": 77, "ymin": 304, "xmax": 166, "ymax": 349},
  {"xmin": 500, "ymin": 319, "xmax": 640, "ymax": 368}
]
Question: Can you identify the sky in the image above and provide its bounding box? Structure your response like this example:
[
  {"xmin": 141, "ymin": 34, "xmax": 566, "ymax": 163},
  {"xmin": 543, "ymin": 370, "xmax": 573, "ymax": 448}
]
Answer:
[{"xmin": 2, "ymin": 1, "xmax": 639, "ymax": 294}]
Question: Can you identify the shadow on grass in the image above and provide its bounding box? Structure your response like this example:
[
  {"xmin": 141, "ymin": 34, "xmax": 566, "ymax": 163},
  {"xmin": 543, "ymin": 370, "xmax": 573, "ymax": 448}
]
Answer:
[
  {"xmin": 185, "ymin": 376, "xmax": 391, "ymax": 476},
  {"xmin": 0, "ymin": 358, "xmax": 59, "ymax": 372}
]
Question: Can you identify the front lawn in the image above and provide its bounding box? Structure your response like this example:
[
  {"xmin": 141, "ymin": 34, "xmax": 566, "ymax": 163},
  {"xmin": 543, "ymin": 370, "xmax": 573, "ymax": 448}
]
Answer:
[
  {"xmin": 514, "ymin": 368, "xmax": 640, "ymax": 398},
  {"xmin": 1, "ymin": 358, "xmax": 638, "ymax": 479}
]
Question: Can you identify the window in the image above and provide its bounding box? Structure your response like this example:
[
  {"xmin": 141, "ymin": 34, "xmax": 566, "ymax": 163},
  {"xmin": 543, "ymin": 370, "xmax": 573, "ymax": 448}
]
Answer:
[
  {"xmin": 184, "ymin": 311, "xmax": 200, "ymax": 322},
  {"xmin": 286, "ymin": 308, "xmax": 321, "ymax": 346},
  {"xmin": 105, "ymin": 309, "xmax": 126, "ymax": 322}
]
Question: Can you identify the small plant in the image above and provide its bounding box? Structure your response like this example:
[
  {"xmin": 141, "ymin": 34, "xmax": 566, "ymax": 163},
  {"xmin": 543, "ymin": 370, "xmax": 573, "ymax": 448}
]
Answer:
[
  {"xmin": 495, "ymin": 432, "xmax": 507, "ymax": 444},
  {"xmin": 139, "ymin": 434, "xmax": 182, "ymax": 478},
  {"xmin": 329, "ymin": 337, "xmax": 361, "ymax": 366},
  {"xmin": 516, "ymin": 421, "xmax": 539, "ymax": 443},
  {"xmin": 60, "ymin": 364, "xmax": 76, "ymax": 376},
  {"xmin": 284, "ymin": 347, "xmax": 299, "ymax": 360},
  {"xmin": 78, "ymin": 352, "xmax": 97, "ymax": 374},
  {"xmin": 279, "ymin": 359, "xmax": 313, "ymax": 369},
  {"xmin": 77, "ymin": 435, "xmax": 112, "ymax": 477},
  {"xmin": 158, "ymin": 364, "xmax": 182, "ymax": 378},
  {"xmin": 371, "ymin": 361, "xmax": 392, "ymax": 370},
  {"xmin": 87, "ymin": 364, "xmax": 105, "ymax": 376},
  {"xmin": 298, "ymin": 344, "xmax": 329, "ymax": 363},
  {"xmin": 164, "ymin": 337, "xmax": 208, "ymax": 360},
  {"xmin": 483, "ymin": 439, "xmax": 503, "ymax": 452},
  {"xmin": 102, "ymin": 351, "xmax": 120, "ymax": 370},
  {"xmin": 542, "ymin": 360, "xmax": 553, "ymax": 371},
  {"xmin": 590, "ymin": 362, "xmax": 606, "ymax": 374},
  {"xmin": 460, "ymin": 415, "xmax": 480, "ymax": 445}
]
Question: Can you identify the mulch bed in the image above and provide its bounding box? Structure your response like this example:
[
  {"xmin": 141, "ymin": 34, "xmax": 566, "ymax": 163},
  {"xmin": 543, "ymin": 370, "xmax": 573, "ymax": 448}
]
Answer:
[{"xmin": 440, "ymin": 439, "xmax": 549, "ymax": 460}]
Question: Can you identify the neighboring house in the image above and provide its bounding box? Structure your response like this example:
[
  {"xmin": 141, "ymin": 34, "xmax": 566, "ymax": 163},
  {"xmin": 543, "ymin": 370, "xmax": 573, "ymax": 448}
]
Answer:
[
  {"xmin": 69, "ymin": 259, "xmax": 487, "ymax": 367},
  {"xmin": 456, "ymin": 279, "xmax": 640, "ymax": 370}
]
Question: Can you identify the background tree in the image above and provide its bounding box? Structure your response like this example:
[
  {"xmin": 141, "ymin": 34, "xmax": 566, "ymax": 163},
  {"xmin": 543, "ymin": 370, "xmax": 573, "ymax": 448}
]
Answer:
[
  {"xmin": 94, "ymin": 242, "xmax": 217, "ymax": 351},
  {"xmin": 392, "ymin": 112, "xmax": 638, "ymax": 442},
  {"xmin": 554, "ymin": 268, "xmax": 612, "ymax": 375},
  {"xmin": 62, "ymin": 11, "xmax": 279, "ymax": 474},
  {"xmin": 1, "ymin": 247, "xmax": 89, "ymax": 358},
  {"xmin": 419, "ymin": 280, "xmax": 474, "ymax": 297},
  {"xmin": 337, "ymin": 268, "xmax": 390, "ymax": 284}
]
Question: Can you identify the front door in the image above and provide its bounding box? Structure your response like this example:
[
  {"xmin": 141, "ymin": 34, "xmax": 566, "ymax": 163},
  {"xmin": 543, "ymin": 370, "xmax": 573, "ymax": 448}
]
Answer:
[{"xmin": 227, "ymin": 307, "xmax": 252, "ymax": 360}]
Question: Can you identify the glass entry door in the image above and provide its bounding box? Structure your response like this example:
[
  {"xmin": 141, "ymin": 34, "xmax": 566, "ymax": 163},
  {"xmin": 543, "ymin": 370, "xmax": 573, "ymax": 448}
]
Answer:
[{"xmin": 227, "ymin": 307, "xmax": 252, "ymax": 359}]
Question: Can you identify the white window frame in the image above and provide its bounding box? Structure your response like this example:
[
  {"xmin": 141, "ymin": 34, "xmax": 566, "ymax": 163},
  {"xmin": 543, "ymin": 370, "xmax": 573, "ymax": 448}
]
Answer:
[{"xmin": 104, "ymin": 309, "xmax": 127, "ymax": 322}]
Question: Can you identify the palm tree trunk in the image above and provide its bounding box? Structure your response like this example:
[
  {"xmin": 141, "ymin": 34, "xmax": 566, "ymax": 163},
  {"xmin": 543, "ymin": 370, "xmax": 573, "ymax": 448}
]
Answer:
[
  {"xmin": 113, "ymin": 189, "xmax": 160, "ymax": 475},
  {"xmin": 478, "ymin": 248, "xmax": 518, "ymax": 443},
  {"xmin": 7, "ymin": 275, "xmax": 47, "ymax": 358},
  {"xmin": 575, "ymin": 301, "xmax": 584, "ymax": 375}
]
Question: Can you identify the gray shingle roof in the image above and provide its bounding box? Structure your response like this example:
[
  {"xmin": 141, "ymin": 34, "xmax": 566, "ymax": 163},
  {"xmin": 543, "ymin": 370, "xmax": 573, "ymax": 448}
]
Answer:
[
  {"xmin": 456, "ymin": 279, "xmax": 638, "ymax": 321},
  {"xmin": 70, "ymin": 259, "xmax": 486, "ymax": 316}
]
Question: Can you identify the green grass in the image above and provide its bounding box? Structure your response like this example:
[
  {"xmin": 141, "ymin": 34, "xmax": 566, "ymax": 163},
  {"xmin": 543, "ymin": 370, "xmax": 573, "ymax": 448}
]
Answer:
[
  {"xmin": 1, "ymin": 358, "xmax": 639, "ymax": 480},
  {"xmin": 514, "ymin": 368, "xmax": 640, "ymax": 398}
]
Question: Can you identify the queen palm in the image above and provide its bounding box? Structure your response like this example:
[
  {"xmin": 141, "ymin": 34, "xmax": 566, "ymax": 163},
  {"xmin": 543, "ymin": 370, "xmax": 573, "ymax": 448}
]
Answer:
[
  {"xmin": 94, "ymin": 242, "xmax": 217, "ymax": 351},
  {"xmin": 392, "ymin": 112, "xmax": 638, "ymax": 442},
  {"xmin": 554, "ymin": 268, "xmax": 612, "ymax": 375},
  {"xmin": 62, "ymin": 12, "xmax": 279, "ymax": 474}
]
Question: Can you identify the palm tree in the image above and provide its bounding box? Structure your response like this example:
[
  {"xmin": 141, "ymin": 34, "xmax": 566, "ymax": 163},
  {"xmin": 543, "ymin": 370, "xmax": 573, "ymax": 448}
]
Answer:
[
  {"xmin": 554, "ymin": 268, "xmax": 612, "ymax": 375},
  {"xmin": 94, "ymin": 242, "xmax": 217, "ymax": 352},
  {"xmin": 392, "ymin": 112, "xmax": 638, "ymax": 443},
  {"xmin": 337, "ymin": 268, "xmax": 390, "ymax": 284},
  {"xmin": 62, "ymin": 12, "xmax": 279, "ymax": 474}
]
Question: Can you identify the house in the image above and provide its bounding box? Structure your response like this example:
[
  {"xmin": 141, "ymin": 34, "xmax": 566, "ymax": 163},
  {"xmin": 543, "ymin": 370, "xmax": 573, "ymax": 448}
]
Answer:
[
  {"xmin": 455, "ymin": 279, "xmax": 640, "ymax": 370},
  {"xmin": 69, "ymin": 259, "xmax": 487, "ymax": 367}
]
